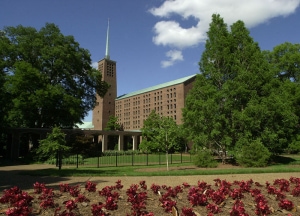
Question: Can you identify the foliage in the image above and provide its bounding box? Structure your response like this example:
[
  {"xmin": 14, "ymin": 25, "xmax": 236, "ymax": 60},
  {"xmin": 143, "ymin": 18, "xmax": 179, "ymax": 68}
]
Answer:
[
  {"xmin": 1, "ymin": 23, "xmax": 109, "ymax": 128},
  {"xmin": 140, "ymin": 110, "xmax": 184, "ymax": 153},
  {"xmin": 193, "ymin": 149, "xmax": 218, "ymax": 168},
  {"xmin": 182, "ymin": 14, "xmax": 298, "ymax": 162},
  {"xmin": 235, "ymin": 139, "xmax": 271, "ymax": 167},
  {"xmin": 68, "ymin": 133, "xmax": 99, "ymax": 158},
  {"xmin": 35, "ymin": 127, "xmax": 70, "ymax": 169},
  {"xmin": 264, "ymin": 42, "xmax": 300, "ymax": 82},
  {"xmin": 3, "ymin": 177, "xmax": 300, "ymax": 215},
  {"xmin": 104, "ymin": 115, "xmax": 122, "ymax": 131}
]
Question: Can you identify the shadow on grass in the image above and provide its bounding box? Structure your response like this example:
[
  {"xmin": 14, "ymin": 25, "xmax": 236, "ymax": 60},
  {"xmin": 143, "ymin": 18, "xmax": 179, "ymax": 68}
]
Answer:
[
  {"xmin": 19, "ymin": 168, "xmax": 121, "ymax": 177},
  {"xmin": 270, "ymin": 155, "xmax": 297, "ymax": 165}
]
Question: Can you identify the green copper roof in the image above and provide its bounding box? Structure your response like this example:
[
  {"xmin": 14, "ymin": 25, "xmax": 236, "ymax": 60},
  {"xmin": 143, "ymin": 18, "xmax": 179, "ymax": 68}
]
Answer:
[
  {"xmin": 76, "ymin": 122, "xmax": 94, "ymax": 129},
  {"xmin": 116, "ymin": 74, "xmax": 197, "ymax": 100}
]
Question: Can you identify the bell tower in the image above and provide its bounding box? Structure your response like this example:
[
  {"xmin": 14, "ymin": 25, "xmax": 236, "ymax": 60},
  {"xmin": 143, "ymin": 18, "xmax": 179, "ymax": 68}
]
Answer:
[{"xmin": 92, "ymin": 20, "xmax": 117, "ymax": 130}]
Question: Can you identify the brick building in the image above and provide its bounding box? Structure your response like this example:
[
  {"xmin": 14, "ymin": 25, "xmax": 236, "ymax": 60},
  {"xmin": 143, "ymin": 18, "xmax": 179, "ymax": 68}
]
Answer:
[
  {"xmin": 92, "ymin": 22, "xmax": 197, "ymax": 131},
  {"xmin": 115, "ymin": 74, "xmax": 196, "ymax": 130}
]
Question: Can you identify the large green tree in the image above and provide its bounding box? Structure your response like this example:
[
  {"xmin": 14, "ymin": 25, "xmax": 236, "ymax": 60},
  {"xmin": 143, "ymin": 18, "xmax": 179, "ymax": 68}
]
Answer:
[
  {"xmin": 140, "ymin": 110, "xmax": 184, "ymax": 170},
  {"xmin": 264, "ymin": 42, "xmax": 300, "ymax": 82},
  {"xmin": 104, "ymin": 115, "xmax": 122, "ymax": 131},
  {"xmin": 140, "ymin": 110, "xmax": 184, "ymax": 153},
  {"xmin": 182, "ymin": 14, "xmax": 297, "ymax": 163},
  {"xmin": 264, "ymin": 42, "xmax": 300, "ymax": 152},
  {"xmin": 2, "ymin": 23, "xmax": 109, "ymax": 128}
]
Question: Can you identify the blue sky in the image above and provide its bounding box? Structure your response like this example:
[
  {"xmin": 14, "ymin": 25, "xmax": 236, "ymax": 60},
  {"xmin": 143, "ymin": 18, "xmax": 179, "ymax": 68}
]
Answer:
[{"xmin": 1, "ymin": 0, "xmax": 300, "ymax": 121}]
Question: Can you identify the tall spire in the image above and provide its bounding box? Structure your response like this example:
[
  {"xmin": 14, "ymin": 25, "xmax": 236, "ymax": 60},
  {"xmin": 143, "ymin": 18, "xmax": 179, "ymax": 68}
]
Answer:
[{"xmin": 105, "ymin": 19, "xmax": 110, "ymax": 60}]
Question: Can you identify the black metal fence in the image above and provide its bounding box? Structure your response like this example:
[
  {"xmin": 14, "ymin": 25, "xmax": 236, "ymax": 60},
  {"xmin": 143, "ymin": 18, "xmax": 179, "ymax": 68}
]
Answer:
[{"xmin": 47, "ymin": 151, "xmax": 193, "ymax": 168}]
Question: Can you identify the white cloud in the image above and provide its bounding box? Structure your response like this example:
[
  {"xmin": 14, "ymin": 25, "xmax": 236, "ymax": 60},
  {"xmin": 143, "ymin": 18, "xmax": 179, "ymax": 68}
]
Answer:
[
  {"xmin": 161, "ymin": 49, "xmax": 184, "ymax": 68},
  {"xmin": 150, "ymin": 0, "xmax": 300, "ymax": 67},
  {"xmin": 91, "ymin": 62, "xmax": 98, "ymax": 69}
]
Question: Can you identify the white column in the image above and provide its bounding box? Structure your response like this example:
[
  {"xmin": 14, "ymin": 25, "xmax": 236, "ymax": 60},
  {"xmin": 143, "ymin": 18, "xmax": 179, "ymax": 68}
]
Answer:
[
  {"xmin": 102, "ymin": 134, "xmax": 108, "ymax": 152},
  {"xmin": 132, "ymin": 135, "xmax": 138, "ymax": 150},
  {"xmin": 118, "ymin": 134, "xmax": 124, "ymax": 151}
]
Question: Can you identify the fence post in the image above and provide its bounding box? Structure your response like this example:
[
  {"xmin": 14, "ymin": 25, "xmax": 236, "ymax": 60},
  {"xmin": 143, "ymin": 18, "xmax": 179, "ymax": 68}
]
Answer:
[
  {"xmin": 132, "ymin": 151, "xmax": 134, "ymax": 166},
  {"xmin": 116, "ymin": 152, "xmax": 118, "ymax": 167},
  {"xmin": 146, "ymin": 152, "xmax": 148, "ymax": 166},
  {"xmin": 181, "ymin": 152, "xmax": 182, "ymax": 163},
  {"xmin": 159, "ymin": 152, "xmax": 161, "ymax": 165},
  {"xmin": 76, "ymin": 153, "xmax": 79, "ymax": 168}
]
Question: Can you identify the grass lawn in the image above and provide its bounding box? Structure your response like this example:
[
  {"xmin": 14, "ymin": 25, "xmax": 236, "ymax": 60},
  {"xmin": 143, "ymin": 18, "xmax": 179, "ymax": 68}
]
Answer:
[{"xmin": 19, "ymin": 154, "xmax": 300, "ymax": 177}]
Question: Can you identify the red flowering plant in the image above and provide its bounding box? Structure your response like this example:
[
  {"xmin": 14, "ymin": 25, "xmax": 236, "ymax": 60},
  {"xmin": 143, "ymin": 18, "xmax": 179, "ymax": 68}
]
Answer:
[
  {"xmin": 126, "ymin": 183, "xmax": 153, "ymax": 215},
  {"xmin": 115, "ymin": 179, "xmax": 123, "ymax": 190},
  {"xmin": 181, "ymin": 207, "xmax": 196, "ymax": 216},
  {"xmin": 74, "ymin": 194, "xmax": 90, "ymax": 203},
  {"xmin": 139, "ymin": 180, "xmax": 147, "ymax": 190},
  {"xmin": 253, "ymin": 194, "xmax": 271, "ymax": 215},
  {"xmin": 98, "ymin": 182, "xmax": 121, "ymax": 212},
  {"xmin": 0, "ymin": 186, "xmax": 33, "ymax": 216},
  {"xmin": 150, "ymin": 183, "xmax": 161, "ymax": 194},
  {"xmin": 230, "ymin": 188, "xmax": 244, "ymax": 200},
  {"xmin": 210, "ymin": 189, "xmax": 226, "ymax": 205},
  {"xmin": 182, "ymin": 182, "xmax": 191, "ymax": 188},
  {"xmin": 230, "ymin": 199, "xmax": 249, "ymax": 216},
  {"xmin": 290, "ymin": 176, "xmax": 300, "ymax": 197},
  {"xmin": 85, "ymin": 181, "xmax": 97, "ymax": 192},
  {"xmin": 273, "ymin": 178, "xmax": 290, "ymax": 192},
  {"xmin": 206, "ymin": 203, "xmax": 222, "ymax": 214},
  {"xmin": 68, "ymin": 185, "xmax": 80, "ymax": 197},
  {"xmin": 59, "ymin": 183, "xmax": 70, "ymax": 193},
  {"xmin": 278, "ymin": 199, "xmax": 294, "ymax": 211},
  {"xmin": 187, "ymin": 187, "xmax": 208, "ymax": 206},
  {"xmin": 91, "ymin": 202, "xmax": 109, "ymax": 216},
  {"xmin": 54, "ymin": 200, "xmax": 78, "ymax": 216},
  {"xmin": 33, "ymin": 181, "xmax": 46, "ymax": 194}
]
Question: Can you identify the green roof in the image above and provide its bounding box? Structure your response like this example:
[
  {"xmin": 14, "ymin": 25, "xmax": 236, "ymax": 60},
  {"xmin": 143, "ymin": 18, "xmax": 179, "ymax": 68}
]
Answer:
[
  {"xmin": 116, "ymin": 74, "xmax": 197, "ymax": 100},
  {"xmin": 76, "ymin": 122, "xmax": 94, "ymax": 129}
]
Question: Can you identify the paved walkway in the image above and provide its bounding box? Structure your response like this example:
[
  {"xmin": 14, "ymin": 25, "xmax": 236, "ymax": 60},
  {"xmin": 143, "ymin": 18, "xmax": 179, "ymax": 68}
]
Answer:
[{"xmin": 1, "ymin": 164, "xmax": 300, "ymax": 192}]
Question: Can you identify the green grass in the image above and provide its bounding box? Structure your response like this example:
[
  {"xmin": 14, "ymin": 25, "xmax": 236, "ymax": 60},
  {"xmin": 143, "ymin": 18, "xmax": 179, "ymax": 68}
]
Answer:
[{"xmin": 19, "ymin": 154, "xmax": 300, "ymax": 177}]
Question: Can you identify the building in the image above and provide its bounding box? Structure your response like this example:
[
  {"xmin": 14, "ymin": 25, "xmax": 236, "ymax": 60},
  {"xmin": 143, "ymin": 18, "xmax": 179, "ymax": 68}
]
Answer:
[
  {"xmin": 115, "ymin": 75, "xmax": 196, "ymax": 130},
  {"xmin": 92, "ymin": 22, "xmax": 197, "ymax": 131}
]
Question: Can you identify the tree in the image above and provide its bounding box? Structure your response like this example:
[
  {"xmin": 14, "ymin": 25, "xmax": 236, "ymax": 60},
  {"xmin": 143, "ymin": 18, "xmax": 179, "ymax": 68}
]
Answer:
[
  {"xmin": 0, "ymin": 30, "xmax": 10, "ymax": 128},
  {"xmin": 140, "ymin": 110, "xmax": 183, "ymax": 170},
  {"xmin": 2, "ymin": 23, "xmax": 109, "ymax": 128},
  {"xmin": 264, "ymin": 42, "xmax": 300, "ymax": 82},
  {"xmin": 104, "ymin": 115, "xmax": 122, "ymax": 150},
  {"xmin": 36, "ymin": 127, "xmax": 70, "ymax": 170},
  {"xmin": 183, "ymin": 14, "xmax": 297, "ymax": 165},
  {"xmin": 104, "ymin": 115, "xmax": 122, "ymax": 131},
  {"xmin": 264, "ymin": 43, "xmax": 300, "ymax": 151}
]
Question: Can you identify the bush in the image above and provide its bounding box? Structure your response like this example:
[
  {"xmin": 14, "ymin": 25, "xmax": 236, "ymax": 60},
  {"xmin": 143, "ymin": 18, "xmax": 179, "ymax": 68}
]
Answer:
[
  {"xmin": 235, "ymin": 139, "xmax": 271, "ymax": 167},
  {"xmin": 193, "ymin": 149, "xmax": 218, "ymax": 168}
]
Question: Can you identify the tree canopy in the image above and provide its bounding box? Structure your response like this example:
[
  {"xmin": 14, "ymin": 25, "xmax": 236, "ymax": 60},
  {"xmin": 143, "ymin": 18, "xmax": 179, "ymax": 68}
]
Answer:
[
  {"xmin": 140, "ymin": 110, "xmax": 184, "ymax": 153},
  {"xmin": 104, "ymin": 115, "xmax": 122, "ymax": 131},
  {"xmin": 1, "ymin": 23, "xmax": 109, "ymax": 128},
  {"xmin": 182, "ymin": 14, "xmax": 299, "ymax": 163}
]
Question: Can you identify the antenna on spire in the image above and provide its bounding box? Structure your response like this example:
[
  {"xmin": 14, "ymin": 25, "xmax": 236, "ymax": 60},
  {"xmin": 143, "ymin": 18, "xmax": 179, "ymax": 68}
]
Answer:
[{"xmin": 105, "ymin": 18, "xmax": 110, "ymax": 60}]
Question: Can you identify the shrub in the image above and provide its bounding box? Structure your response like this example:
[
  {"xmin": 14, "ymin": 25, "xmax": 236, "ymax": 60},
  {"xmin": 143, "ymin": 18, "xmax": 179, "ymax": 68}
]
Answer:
[
  {"xmin": 235, "ymin": 139, "xmax": 271, "ymax": 167},
  {"xmin": 193, "ymin": 149, "xmax": 218, "ymax": 168}
]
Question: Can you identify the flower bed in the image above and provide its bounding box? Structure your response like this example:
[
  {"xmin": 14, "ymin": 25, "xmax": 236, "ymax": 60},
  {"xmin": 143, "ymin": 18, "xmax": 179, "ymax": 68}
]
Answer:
[{"xmin": 0, "ymin": 177, "xmax": 299, "ymax": 215}]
